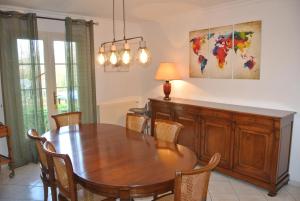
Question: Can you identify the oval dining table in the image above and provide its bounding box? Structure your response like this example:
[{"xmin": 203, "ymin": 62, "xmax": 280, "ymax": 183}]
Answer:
[{"xmin": 43, "ymin": 123, "xmax": 197, "ymax": 201}]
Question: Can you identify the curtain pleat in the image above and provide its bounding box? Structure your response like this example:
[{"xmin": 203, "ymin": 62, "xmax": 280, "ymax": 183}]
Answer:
[{"xmin": 65, "ymin": 17, "xmax": 97, "ymax": 123}]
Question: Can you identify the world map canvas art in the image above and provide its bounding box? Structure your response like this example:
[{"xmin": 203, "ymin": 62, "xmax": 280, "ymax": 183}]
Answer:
[{"xmin": 189, "ymin": 21, "xmax": 261, "ymax": 79}]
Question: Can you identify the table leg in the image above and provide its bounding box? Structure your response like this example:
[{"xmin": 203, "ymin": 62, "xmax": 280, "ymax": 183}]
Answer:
[{"xmin": 119, "ymin": 189, "xmax": 131, "ymax": 201}]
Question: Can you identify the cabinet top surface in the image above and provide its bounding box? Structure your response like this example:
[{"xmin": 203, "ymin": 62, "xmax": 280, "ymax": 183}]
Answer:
[{"xmin": 149, "ymin": 97, "xmax": 295, "ymax": 118}]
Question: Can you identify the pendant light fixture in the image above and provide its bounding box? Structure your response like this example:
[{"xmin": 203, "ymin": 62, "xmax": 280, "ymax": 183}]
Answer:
[{"xmin": 97, "ymin": 0, "xmax": 151, "ymax": 66}]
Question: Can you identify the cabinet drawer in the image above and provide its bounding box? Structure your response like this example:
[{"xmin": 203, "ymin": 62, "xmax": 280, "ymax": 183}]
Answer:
[
  {"xmin": 200, "ymin": 108, "xmax": 232, "ymax": 120},
  {"xmin": 234, "ymin": 114, "xmax": 274, "ymax": 128},
  {"xmin": 173, "ymin": 105, "xmax": 199, "ymax": 114}
]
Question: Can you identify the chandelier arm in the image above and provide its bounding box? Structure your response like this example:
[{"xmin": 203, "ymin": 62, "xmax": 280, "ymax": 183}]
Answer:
[
  {"xmin": 113, "ymin": 0, "xmax": 116, "ymax": 42},
  {"xmin": 101, "ymin": 36, "xmax": 144, "ymax": 47},
  {"xmin": 123, "ymin": 0, "xmax": 126, "ymax": 40}
]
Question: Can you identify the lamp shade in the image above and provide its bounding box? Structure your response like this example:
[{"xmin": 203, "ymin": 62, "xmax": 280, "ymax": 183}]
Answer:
[{"xmin": 155, "ymin": 62, "xmax": 181, "ymax": 81}]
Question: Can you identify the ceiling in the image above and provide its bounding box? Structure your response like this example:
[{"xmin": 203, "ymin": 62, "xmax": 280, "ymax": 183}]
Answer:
[{"xmin": 0, "ymin": 0, "xmax": 241, "ymax": 21}]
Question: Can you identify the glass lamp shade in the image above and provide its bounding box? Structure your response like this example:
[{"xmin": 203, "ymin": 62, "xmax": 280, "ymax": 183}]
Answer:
[
  {"xmin": 108, "ymin": 44, "xmax": 119, "ymax": 65},
  {"xmin": 120, "ymin": 42, "xmax": 132, "ymax": 65},
  {"xmin": 137, "ymin": 40, "xmax": 151, "ymax": 64},
  {"xmin": 97, "ymin": 47, "xmax": 106, "ymax": 65}
]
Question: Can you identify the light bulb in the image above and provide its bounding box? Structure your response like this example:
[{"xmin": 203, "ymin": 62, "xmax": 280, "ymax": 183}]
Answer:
[
  {"xmin": 97, "ymin": 53, "xmax": 106, "ymax": 65},
  {"xmin": 110, "ymin": 52, "xmax": 118, "ymax": 65},
  {"xmin": 139, "ymin": 49, "xmax": 149, "ymax": 64},
  {"xmin": 121, "ymin": 42, "xmax": 131, "ymax": 65},
  {"xmin": 109, "ymin": 44, "xmax": 119, "ymax": 65},
  {"xmin": 97, "ymin": 47, "xmax": 106, "ymax": 65},
  {"xmin": 122, "ymin": 50, "xmax": 131, "ymax": 65},
  {"xmin": 137, "ymin": 40, "xmax": 151, "ymax": 64}
]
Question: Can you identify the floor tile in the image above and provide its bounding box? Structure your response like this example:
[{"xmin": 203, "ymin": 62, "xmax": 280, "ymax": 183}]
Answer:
[
  {"xmin": 264, "ymin": 188, "xmax": 296, "ymax": 201},
  {"xmin": 209, "ymin": 180, "xmax": 236, "ymax": 194},
  {"xmin": 285, "ymin": 184, "xmax": 300, "ymax": 200},
  {"xmin": 230, "ymin": 178, "xmax": 266, "ymax": 196},
  {"xmin": 211, "ymin": 171, "xmax": 231, "ymax": 182},
  {"xmin": 211, "ymin": 193, "xmax": 239, "ymax": 201}
]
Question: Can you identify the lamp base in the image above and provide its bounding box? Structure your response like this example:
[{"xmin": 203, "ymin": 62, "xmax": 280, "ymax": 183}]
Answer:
[{"xmin": 163, "ymin": 81, "xmax": 171, "ymax": 101}]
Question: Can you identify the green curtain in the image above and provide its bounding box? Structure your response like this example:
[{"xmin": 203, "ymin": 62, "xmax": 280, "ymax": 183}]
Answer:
[
  {"xmin": 0, "ymin": 11, "xmax": 45, "ymax": 166},
  {"xmin": 65, "ymin": 17, "xmax": 97, "ymax": 123}
]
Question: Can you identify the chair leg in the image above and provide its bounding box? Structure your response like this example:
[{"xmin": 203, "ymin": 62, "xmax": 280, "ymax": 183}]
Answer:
[
  {"xmin": 51, "ymin": 185, "xmax": 58, "ymax": 201},
  {"xmin": 42, "ymin": 180, "xmax": 48, "ymax": 201}
]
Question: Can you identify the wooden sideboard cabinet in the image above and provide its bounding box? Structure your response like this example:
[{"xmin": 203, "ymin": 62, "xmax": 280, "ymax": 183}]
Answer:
[{"xmin": 149, "ymin": 97, "xmax": 295, "ymax": 196}]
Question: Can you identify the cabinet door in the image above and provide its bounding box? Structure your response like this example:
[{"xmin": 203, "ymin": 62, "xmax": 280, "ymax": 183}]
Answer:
[
  {"xmin": 174, "ymin": 111, "xmax": 198, "ymax": 154},
  {"xmin": 201, "ymin": 118, "xmax": 232, "ymax": 169},
  {"xmin": 151, "ymin": 103, "xmax": 173, "ymax": 120},
  {"xmin": 233, "ymin": 124, "xmax": 273, "ymax": 182}
]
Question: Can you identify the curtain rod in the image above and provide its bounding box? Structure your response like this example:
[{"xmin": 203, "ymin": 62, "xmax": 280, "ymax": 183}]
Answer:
[{"xmin": 36, "ymin": 16, "xmax": 99, "ymax": 25}]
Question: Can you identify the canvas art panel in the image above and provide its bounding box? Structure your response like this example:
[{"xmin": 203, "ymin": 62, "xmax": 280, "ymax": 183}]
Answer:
[
  {"xmin": 189, "ymin": 20, "xmax": 261, "ymax": 79},
  {"xmin": 207, "ymin": 25, "xmax": 233, "ymax": 79},
  {"xmin": 233, "ymin": 21, "xmax": 261, "ymax": 79},
  {"xmin": 189, "ymin": 29, "xmax": 209, "ymax": 78}
]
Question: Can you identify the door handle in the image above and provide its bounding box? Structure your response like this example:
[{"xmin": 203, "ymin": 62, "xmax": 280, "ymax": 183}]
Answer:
[{"xmin": 53, "ymin": 91, "xmax": 57, "ymax": 108}]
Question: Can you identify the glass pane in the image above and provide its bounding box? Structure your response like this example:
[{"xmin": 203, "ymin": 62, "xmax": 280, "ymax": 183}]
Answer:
[
  {"xmin": 55, "ymin": 65, "xmax": 67, "ymax": 88},
  {"xmin": 42, "ymin": 89, "xmax": 49, "ymax": 131},
  {"xmin": 38, "ymin": 40, "xmax": 45, "ymax": 63},
  {"xmin": 54, "ymin": 41, "xmax": 66, "ymax": 63},
  {"xmin": 40, "ymin": 65, "xmax": 46, "ymax": 89},
  {"xmin": 74, "ymin": 87, "xmax": 79, "ymax": 111},
  {"xmin": 17, "ymin": 39, "xmax": 44, "ymax": 64},
  {"xmin": 57, "ymin": 88, "xmax": 69, "ymax": 113},
  {"xmin": 17, "ymin": 39, "xmax": 30, "ymax": 64},
  {"xmin": 19, "ymin": 65, "xmax": 32, "ymax": 90},
  {"xmin": 72, "ymin": 42, "xmax": 77, "ymax": 64},
  {"xmin": 73, "ymin": 64, "xmax": 78, "ymax": 86}
]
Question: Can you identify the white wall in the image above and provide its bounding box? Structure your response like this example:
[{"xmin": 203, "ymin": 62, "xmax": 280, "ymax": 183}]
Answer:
[{"xmin": 140, "ymin": 0, "xmax": 300, "ymax": 183}]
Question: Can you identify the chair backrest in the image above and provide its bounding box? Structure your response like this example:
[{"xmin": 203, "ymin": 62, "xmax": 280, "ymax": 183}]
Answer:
[
  {"xmin": 51, "ymin": 112, "xmax": 82, "ymax": 129},
  {"xmin": 126, "ymin": 113, "xmax": 147, "ymax": 133},
  {"xmin": 174, "ymin": 153, "xmax": 221, "ymax": 201},
  {"xmin": 154, "ymin": 119, "xmax": 183, "ymax": 143},
  {"xmin": 43, "ymin": 141, "xmax": 78, "ymax": 201},
  {"xmin": 27, "ymin": 129, "xmax": 48, "ymax": 169}
]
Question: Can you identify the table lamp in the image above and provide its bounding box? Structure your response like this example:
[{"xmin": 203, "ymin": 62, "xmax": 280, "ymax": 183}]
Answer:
[{"xmin": 155, "ymin": 62, "xmax": 181, "ymax": 100}]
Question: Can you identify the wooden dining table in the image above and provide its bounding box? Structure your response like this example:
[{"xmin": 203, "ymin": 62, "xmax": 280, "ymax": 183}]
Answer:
[{"xmin": 43, "ymin": 123, "xmax": 197, "ymax": 201}]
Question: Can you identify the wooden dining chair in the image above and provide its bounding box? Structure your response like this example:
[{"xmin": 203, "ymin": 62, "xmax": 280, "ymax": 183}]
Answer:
[
  {"xmin": 126, "ymin": 113, "xmax": 148, "ymax": 133},
  {"xmin": 154, "ymin": 153, "xmax": 221, "ymax": 201},
  {"xmin": 43, "ymin": 141, "xmax": 110, "ymax": 201},
  {"xmin": 154, "ymin": 119, "xmax": 184, "ymax": 143},
  {"xmin": 27, "ymin": 129, "xmax": 57, "ymax": 201},
  {"xmin": 51, "ymin": 112, "xmax": 82, "ymax": 129}
]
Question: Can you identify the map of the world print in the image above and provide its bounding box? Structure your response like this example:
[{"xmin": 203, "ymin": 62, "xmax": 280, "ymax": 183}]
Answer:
[{"xmin": 189, "ymin": 21, "xmax": 261, "ymax": 79}]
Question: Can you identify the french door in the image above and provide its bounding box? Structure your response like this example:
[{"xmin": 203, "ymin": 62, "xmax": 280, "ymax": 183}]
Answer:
[
  {"xmin": 16, "ymin": 32, "xmax": 79, "ymax": 130},
  {"xmin": 33, "ymin": 32, "xmax": 76, "ymax": 129}
]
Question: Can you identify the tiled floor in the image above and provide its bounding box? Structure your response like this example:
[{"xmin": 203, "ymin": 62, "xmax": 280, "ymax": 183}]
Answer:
[{"xmin": 0, "ymin": 163, "xmax": 299, "ymax": 201}]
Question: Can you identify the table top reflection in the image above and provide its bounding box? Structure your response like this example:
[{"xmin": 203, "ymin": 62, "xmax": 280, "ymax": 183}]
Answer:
[{"xmin": 43, "ymin": 123, "xmax": 197, "ymax": 200}]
